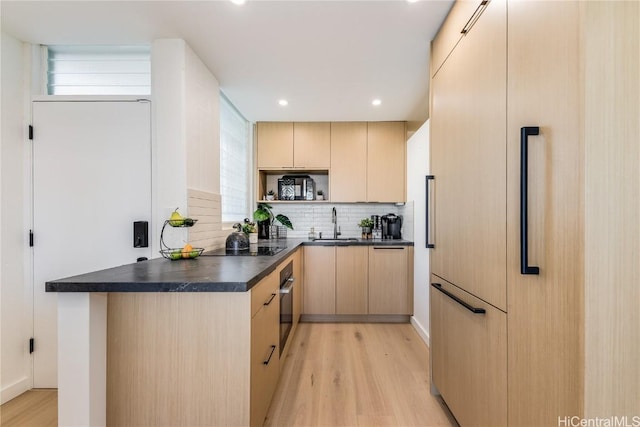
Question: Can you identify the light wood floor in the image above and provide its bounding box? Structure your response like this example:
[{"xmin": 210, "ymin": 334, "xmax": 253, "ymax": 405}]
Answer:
[
  {"xmin": 0, "ymin": 324, "xmax": 455, "ymax": 427},
  {"xmin": 1, "ymin": 389, "xmax": 57, "ymax": 427},
  {"xmin": 266, "ymin": 323, "xmax": 457, "ymax": 427}
]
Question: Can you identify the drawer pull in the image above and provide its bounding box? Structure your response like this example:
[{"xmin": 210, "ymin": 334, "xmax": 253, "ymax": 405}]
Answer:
[
  {"xmin": 263, "ymin": 345, "xmax": 277, "ymax": 365},
  {"xmin": 431, "ymin": 283, "xmax": 486, "ymax": 314},
  {"xmin": 373, "ymin": 247, "xmax": 405, "ymax": 250},
  {"xmin": 264, "ymin": 293, "xmax": 276, "ymax": 306}
]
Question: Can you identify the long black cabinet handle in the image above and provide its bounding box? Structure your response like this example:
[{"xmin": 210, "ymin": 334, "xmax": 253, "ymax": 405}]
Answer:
[
  {"xmin": 461, "ymin": 0, "xmax": 490, "ymax": 34},
  {"xmin": 373, "ymin": 247, "xmax": 405, "ymax": 250},
  {"xmin": 264, "ymin": 293, "xmax": 276, "ymax": 306},
  {"xmin": 263, "ymin": 345, "xmax": 276, "ymax": 365},
  {"xmin": 520, "ymin": 126, "xmax": 540, "ymax": 275},
  {"xmin": 431, "ymin": 283, "xmax": 486, "ymax": 314},
  {"xmin": 426, "ymin": 175, "xmax": 435, "ymax": 248}
]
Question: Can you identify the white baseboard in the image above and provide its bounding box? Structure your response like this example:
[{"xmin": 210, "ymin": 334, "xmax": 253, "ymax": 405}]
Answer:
[
  {"xmin": 1, "ymin": 376, "xmax": 30, "ymax": 405},
  {"xmin": 410, "ymin": 316, "xmax": 430, "ymax": 348}
]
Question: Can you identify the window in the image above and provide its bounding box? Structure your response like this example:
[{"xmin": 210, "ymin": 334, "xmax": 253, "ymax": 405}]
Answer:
[
  {"xmin": 220, "ymin": 93, "xmax": 252, "ymax": 223},
  {"xmin": 47, "ymin": 45, "xmax": 151, "ymax": 95}
]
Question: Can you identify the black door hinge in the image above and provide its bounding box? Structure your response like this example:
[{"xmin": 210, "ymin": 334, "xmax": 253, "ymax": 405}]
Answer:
[
  {"xmin": 28, "ymin": 125, "xmax": 33, "ymax": 140},
  {"xmin": 29, "ymin": 338, "xmax": 34, "ymax": 354},
  {"xmin": 29, "ymin": 230, "xmax": 34, "ymax": 247}
]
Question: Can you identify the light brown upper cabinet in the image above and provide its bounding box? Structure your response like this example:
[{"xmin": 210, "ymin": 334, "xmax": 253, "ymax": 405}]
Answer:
[
  {"xmin": 367, "ymin": 122, "xmax": 407, "ymax": 203},
  {"xmin": 256, "ymin": 122, "xmax": 330, "ymax": 169},
  {"xmin": 293, "ymin": 122, "xmax": 331, "ymax": 169},
  {"xmin": 256, "ymin": 122, "xmax": 294, "ymax": 168},
  {"xmin": 431, "ymin": 0, "xmax": 482, "ymax": 77},
  {"xmin": 330, "ymin": 122, "xmax": 368, "ymax": 202}
]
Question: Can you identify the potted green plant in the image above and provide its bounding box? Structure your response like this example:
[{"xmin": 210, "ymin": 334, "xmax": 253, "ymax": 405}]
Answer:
[
  {"xmin": 358, "ymin": 218, "xmax": 374, "ymax": 239},
  {"xmin": 253, "ymin": 203, "xmax": 293, "ymax": 239},
  {"xmin": 242, "ymin": 218, "xmax": 258, "ymax": 243},
  {"xmin": 266, "ymin": 190, "xmax": 275, "ymax": 201}
]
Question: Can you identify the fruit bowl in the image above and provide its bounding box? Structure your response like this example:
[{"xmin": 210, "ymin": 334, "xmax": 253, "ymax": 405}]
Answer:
[
  {"xmin": 167, "ymin": 218, "xmax": 197, "ymax": 227},
  {"xmin": 160, "ymin": 247, "xmax": 204, "ymax": 260}
]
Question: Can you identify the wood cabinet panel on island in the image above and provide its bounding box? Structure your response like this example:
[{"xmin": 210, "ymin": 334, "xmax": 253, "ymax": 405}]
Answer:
[
  {"xmin": 106, "ymin": 248, "xmax": 302, "ymax": 427},
  {"xmin": 250, "ymin": 271, "xmax": 280, "ymax": 427}
]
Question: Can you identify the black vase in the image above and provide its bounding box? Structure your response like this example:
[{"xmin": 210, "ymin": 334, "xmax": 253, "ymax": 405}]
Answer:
[{"xmin": 257, "ymin": 220, "xmax": 271, "ymax": 240}]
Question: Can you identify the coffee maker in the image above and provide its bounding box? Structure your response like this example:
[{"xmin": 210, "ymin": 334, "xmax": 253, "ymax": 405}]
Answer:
[{"xmin": 381, "ymin": 214, "xmax": 402, "ymax": 239}]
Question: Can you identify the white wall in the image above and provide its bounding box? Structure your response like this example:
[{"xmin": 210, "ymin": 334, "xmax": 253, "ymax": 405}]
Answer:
[
  {"xmin": 185, "ymin": 45, "xmax": 220, "ymax": 195},
  {"xmin": 1, "ymin": 31, "xmax": 32, "ymax": 403},
  {"xmin": 406, "ymin": 120, "xmax": 430, "ymax": 346}
]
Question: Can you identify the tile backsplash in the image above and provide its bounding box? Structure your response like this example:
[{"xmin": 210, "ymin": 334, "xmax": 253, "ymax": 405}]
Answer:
[{"xmin": 268, "ymin": 203, "xmax": 409, "ymax": 239}]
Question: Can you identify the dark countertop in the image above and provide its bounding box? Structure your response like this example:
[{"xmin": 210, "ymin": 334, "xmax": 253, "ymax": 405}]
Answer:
[{"xmin": 46, "ymin": 238, "xmax": 413, "ymax": 293}]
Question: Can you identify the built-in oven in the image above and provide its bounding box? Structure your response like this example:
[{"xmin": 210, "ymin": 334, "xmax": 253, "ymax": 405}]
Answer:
[{"xmin": 279, "ymin": 261, "xmax": 294, "ymax": 356}]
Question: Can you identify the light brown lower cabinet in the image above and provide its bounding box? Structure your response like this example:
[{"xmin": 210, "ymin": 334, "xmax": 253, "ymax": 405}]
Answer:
[
  {"xmin": 303, "ymin": 246, "xmax": 336, "ymax": 314},
  {"xmin": 250, "ymin": 272, "xmax": 280, "ymax": 427},
  {"xmin": 336, "ymin": 246, "xmax": 369, "ymax": 314},
  {"xmin": 303, "ymin": 245, "xmax": 413, "ymax": 317},
  {"xmin": 107, "ymin": 249, "xmax": 300, "ymax": 427},
  {"xmin": 368, "ymin": 246, "xmax": 413, "ymax": 315},
  {"xmin": 430, "ymin": 276, "xmax": 507, "ymax": 427}
]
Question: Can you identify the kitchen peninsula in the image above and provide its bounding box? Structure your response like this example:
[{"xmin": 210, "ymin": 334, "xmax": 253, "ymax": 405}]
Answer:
[{"xmin": 47, "ymin": 238, "xmax": 413, "ymax": 427}]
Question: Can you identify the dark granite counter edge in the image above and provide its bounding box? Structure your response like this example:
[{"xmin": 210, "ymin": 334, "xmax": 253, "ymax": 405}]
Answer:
[{"xmin": 46, "ymin": 239, "xmax": 413, "ymax": 293}]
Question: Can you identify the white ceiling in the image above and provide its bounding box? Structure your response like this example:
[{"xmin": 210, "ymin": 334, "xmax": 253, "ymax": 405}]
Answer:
[{"xmin": 1, "ymin": 0, "xmax": 453, "ymax": 123}]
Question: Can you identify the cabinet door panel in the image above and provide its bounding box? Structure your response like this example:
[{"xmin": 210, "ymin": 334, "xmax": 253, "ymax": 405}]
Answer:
[
  {"xmin": 293, "ymin": 122, "xmax": 330, "ymax": 168},
  {"xmin": 330, "ymin": 122, "xmax": 367, "ymax": 202},
  {"xmin": 506, "ymin": 2, "xmax": 582, "ymax": 425},
  {"xmin": 367, "ymin": 122, "xmax": 406, "ymax": 203},
  {"xmin": 431, "ymin": 0, "xmax": 481, "ymax": 77},
  {"xmin": 257, "ymin": 122, "xmax": 293, "ymax": 168},
  {"xmin": 368, "ymin": 246, "xmax": 410, "ymax": 315},
  {"xmin": 250, "ymin": 280, "xmax": 280, "ymax": 427},
  {"xmin": 336, "ymin": 246, "xmax": 368, "ymax": 314},
  {"xmin": 303, "ymin": 246, "xmax": 336, "ymax": 315},
  {"xmin": 430, "ymin": 276, "xmax": 507, "ymax": 427},
  {"xmin": 430, "ymin": 0, "xmax": 506, "ymax": 310}
]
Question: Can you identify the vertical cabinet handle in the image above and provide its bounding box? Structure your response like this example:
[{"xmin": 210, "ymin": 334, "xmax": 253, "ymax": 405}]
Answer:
[
  {"xmin": 520, "ymin": 126, "xmax": 540, "ymax": 275},
  {"xmin": 426, "ymin": 175, "xmax": 435, "ymax": 249}
]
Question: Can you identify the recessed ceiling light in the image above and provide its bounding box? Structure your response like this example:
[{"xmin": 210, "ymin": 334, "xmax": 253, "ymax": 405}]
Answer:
[
  {"xmin": 231, "ymin": 0, "xmax": 246, "ymax": 5},
  {"xmin": 278, "ymin": 99, "xmax": 288, "ymax": 106},
  {"xmin": 407, "ymin": 0, "xmax": 419, "ymax": 3},
  {"xmin": 372, "ymin": 99, "xmax": 382, "ymax": 106}
]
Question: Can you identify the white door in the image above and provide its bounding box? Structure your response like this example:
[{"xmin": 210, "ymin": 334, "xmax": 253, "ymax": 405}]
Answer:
[{"xmin": 32, "ymin": 100, "xmax": 152, "ymax": 388}]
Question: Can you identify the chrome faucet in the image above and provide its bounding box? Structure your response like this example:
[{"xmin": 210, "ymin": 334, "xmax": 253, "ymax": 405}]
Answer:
[{"xmin": 332, "ymin": 207, "xmax": 341, "ymax": 239}]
